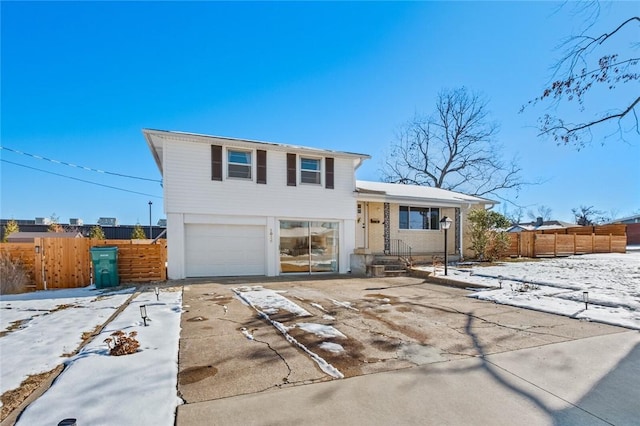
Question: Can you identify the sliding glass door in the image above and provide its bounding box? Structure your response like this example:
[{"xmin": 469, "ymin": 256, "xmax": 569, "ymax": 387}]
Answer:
[{"xmin": 279, "ymin": 221, "xmax": 338, "ymax": 274}]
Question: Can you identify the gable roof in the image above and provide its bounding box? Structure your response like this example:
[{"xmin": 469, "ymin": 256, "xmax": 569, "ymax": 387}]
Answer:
[
  {"xmin": 355, "ymin": 180, "xmax": 497, "ymax": 207},
  {"xmin": 143, "ymin": 129, "xmax": 371, "ymax": 174}
]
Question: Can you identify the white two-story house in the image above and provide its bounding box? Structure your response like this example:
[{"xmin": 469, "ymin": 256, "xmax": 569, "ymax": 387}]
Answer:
[
  {"xmin": 144, "ymin": 129, "xmax": 370, "ymax": 279},
  {"xmin": 144, "ymin": 129, "xmax": 495, "ymax": 279}
]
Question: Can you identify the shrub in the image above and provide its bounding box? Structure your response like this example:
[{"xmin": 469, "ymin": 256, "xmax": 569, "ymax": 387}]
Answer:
[
  {"xmin": 486, "ymin": 230, "xmax": 511, "ymax": 262},
  {"xmin": 104, "ymin": 330, "xmax": 140, "ymax": 356},
  {"xmin": 131, "ymin": 224, "xmax": 147, "ymax": 239},
  {"xmin": 89, "ymin": 225, "xmax": 106, "ymax": 240},
  {"xmin": 468, "ymin": 209, "xmax": 511, "ymax": 261},
  {"xmin": 2, "ymin": 219, "xmax": 19, "ymax": 242},
  {"xmin": 0, "ymin": 256, "xmax": 30, "ymax": 295}
]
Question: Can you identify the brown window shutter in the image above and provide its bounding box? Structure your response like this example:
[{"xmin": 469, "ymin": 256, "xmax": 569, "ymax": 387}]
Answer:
[
  {"xmin": 325, "ymin": 157, "xmax": 334, "ymax": 189},
  {"xmin": 211, "ymin": 145, "xmax": 222, "ymax": 181},
  {"xmin": 287, "ymin": 153, "xmax": 296, "ymax": 186},
  {"xmin": 257, "ymin": 150, "xmax": 267, "ymax": 184}
]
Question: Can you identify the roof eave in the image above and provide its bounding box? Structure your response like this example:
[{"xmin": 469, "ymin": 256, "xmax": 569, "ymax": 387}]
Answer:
[{"xmin": 355, "ymin": 192, "xmax": 490, "ymax": 208}]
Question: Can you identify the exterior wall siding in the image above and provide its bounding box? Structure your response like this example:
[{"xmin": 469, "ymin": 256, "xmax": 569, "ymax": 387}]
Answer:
[{"xmin": 163, "ymin": 139, "xmax": 356, "ymax": 220}]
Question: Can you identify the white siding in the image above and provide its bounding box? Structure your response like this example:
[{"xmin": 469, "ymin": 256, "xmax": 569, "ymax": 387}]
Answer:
[{"xmin": 163, "ymin": 139, "xmax": 356, "ymax": 220}]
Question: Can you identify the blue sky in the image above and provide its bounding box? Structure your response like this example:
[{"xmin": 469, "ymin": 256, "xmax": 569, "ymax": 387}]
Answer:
[{"xmin": 1, "ymin": 1, "xmax": 638, "ymax": 226}]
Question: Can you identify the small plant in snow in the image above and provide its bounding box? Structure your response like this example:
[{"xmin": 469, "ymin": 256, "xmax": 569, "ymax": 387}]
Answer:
[
  {"xmin": 514, "ymin": 282, "xmax": 539, "ymax": 292},
  {"xmin": 104, "ymin": 330, "xmax": 140, "ymax": 356}
]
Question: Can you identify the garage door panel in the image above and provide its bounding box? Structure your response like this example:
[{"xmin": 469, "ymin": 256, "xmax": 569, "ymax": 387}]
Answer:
[{"xmin": 185, "ymin": 224, "xmax": 265, "ymax": 277}]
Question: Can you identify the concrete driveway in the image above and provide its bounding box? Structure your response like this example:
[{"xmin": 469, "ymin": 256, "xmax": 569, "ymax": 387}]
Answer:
[{"xmin": 176, "ymin": 276, "xmax": 639, "ymax": 425}]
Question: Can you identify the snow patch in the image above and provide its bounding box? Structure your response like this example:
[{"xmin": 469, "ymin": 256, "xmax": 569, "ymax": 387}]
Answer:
[
  {"xmin": 319, "ymin": 342, "xmax": 345, "ymax": 353},
  {"xmin": 296, "ymin": 323, "xmax": 346, "ymax": 339}
]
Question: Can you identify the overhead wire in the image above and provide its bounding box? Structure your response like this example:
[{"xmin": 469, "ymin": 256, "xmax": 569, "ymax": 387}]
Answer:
[
  {"xmin": 1, "ymin": 159, "xmax": 162, "ymax": 199},
  {"xmin": 0, "ymin": 145, "xmax": 162, "ymax": 183}
]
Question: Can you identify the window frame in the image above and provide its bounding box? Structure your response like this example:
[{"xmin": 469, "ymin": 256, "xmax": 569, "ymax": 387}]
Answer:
[
  {"xmin": 399, "ymin": 206, "xmax": 441, "ymax": 230},
  {"xmin": 299, "ymin": 156, "xmax": 322, "ymax": 185},
  {"xmin": 226, "ymin": 148, "xmax": 253, "ymax": 180}
]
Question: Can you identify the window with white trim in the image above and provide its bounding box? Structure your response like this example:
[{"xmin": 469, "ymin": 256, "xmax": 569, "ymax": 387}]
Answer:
[
  {"xmin": 399, "ymin": 206, "xmax": 440, "ymax": 230},
  {"xmin": 300, "ymin": 157, "xmax": 321, "ymax": 184},
  {"xmin": 227, "ymin": 149, "xmax": 252, "ymax": 179}
]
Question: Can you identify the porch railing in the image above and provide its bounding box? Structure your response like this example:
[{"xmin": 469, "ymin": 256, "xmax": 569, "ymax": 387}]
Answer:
[{"xmin": 386, "ymin": 239, "xmax": 412, "ymax": 263}]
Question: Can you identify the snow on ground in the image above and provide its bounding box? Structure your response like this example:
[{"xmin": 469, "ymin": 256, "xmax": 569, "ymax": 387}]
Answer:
[
  {"xmin": 296, "ymin": 323, "xmax": 346, "ymax": 339},
  {"xmin": 14, "ymin": 288, "xmax": 183, "ymax": 425},
  {"xmin": 421, "ymin": 252, "xmax": 640, "ymax": 330},
  {"xmin": 1, "ymin": 286, "xmax": 135, "ymax": 396},
  {"xmin": 233, "ymin": 286, "xmax": 345, "ymax": 379},
  {"xmin": 233, "ymin": 285, "xmax": 311, "ymax": 316}
]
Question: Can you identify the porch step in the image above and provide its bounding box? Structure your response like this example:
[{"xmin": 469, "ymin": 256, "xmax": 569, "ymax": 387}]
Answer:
[
  {"xmin": 372, "ymin": 256, "xmax": 408, "ymax": 277},
  {"xmin": 383, "ymin": 269, "xmax": 407, "ymax": 277}
]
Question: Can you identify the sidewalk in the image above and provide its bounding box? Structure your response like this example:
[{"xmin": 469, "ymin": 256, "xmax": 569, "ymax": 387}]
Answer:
[{"xmin": 177, "ymin": 330, "xmax": 640, "ymax": 425}]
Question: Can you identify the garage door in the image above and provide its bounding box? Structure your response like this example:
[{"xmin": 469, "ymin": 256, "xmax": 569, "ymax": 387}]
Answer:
[{"xmin": 185, "ymin": 224, "xmax": 266, "ymax": 277}]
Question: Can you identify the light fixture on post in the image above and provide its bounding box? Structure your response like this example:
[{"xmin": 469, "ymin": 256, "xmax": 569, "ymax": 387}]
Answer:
[
  {"xmin": 583, "ymin": 291, "xmax": 589, "ymax": 310},
  {"xmin": 154, "ymin": 286, "xmax": 160, "ymax": 301},
  {"xmin": 439, "ymin": 216, "xmax": 453, "ymax": 276},
  {"xmin": 148, "ymin": 201, "xmax": 153, "ymax": 240},
  {"xmin": 140, "ymin": 304, "xmax": 148, "ymax": 326}
]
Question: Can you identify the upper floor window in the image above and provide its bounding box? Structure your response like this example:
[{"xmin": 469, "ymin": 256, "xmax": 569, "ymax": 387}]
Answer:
[
  {"xmin": 300, "ymin": 157, "xmax": 321, "ymax": 184},
  {"xmin": 399, "ymin": 206, "xmax": 440, "ymax": 230},
  {"xmin": 228, "ymin": 150, "xmax": 252, "ymax": 179}
]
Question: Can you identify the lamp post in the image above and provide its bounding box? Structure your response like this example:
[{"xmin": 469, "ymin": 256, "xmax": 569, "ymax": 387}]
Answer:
[
  {"xmin": 439, "ymin": 216, "xmax": 452, "ymax": 276},
  {"xmin": 583, "ymin": 291, "xmax": 589, "ymax": 310},
  {"xmin": 148, "ymin": 201, "xmax": 153, "ymax": 239},
  {"xmin": 140, "ymin": 304, "xmax": 148, "ymax": 326}
]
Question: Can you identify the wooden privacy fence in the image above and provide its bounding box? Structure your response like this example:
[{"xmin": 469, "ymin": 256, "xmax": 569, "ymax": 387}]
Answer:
[
  {"xmin": 506, "ymin": 224, "xmax": 627, "ymax": 258},
  {"xmin": 0, "ymin": 238, "xmax": 167, "ymax": 290}
]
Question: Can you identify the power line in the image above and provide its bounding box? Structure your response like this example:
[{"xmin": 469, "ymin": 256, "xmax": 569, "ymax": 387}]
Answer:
[
  {"xmin": 2, "ymin": 159, "xmax": 162, "ymax": 199},
  {"xmin": 0, "ymin": 145, "xmax": 162, "ymax": 183}
]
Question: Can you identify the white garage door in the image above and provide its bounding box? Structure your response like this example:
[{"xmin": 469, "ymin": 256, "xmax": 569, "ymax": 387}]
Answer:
[{"xmin": 185, "ymin": 224, "xmax": 266, "ymax": 277}]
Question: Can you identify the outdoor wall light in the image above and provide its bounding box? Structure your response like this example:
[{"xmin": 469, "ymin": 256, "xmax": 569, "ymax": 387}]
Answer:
[
  {"xmin": 439, "ymin": 216, "xmax": 453, "ymax": 276},
  {"xmin": 140, "ymin": 304, "xmax": 148, "ymax": 326},
  {"xmin": 154, "ymin": 287, "xmax": 160, "ymax": 301},
  {"xmin": 35, "ymin": 245, "xmax": 40, "ymax": 254},
  {"xmin": 583, "ymin": 291, "xmax": 589, "ymax": 310}
]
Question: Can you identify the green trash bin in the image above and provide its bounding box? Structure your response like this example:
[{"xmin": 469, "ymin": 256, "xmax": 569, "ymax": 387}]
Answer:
[{"xmin": 90, "ymin": 247, "xmax": 119, "ymax": 288}]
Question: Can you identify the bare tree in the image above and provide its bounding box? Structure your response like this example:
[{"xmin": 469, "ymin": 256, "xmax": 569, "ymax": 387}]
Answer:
[
  {"xmin": 524, "ymin": 2, "xmax": 639, "ymax": 147},
  {"xmin": 382, "ymin": 88, "xmax": 525, "ymax": 199},
  {"xmin": 572, "ymin": 205, "xmax": 607, "ymax": 225},
  {"xmin": 527, "ymin": 205, "xmax": 553, "ymax": 221},
  {"xmin": 502, "ymin": 205, "xmax": 525, "ymax": 225}
]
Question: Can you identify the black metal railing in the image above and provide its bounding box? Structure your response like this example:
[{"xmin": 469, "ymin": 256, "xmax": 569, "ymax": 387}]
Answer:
[{"xmin": 387, "ymin": 239, "xmax": 412, "ymax": 262}]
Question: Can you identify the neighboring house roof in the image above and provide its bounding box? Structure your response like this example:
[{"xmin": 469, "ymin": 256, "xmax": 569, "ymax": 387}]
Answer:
[
  {"xmin": 7, "ymin": 232, "xmax": 83, "ymax": 242},
  {"xmin": 143, "ymin": 128, "xmax": 371, "ymax": 175},
  {"xmin": 355, "ymin": 180, "xmax": 497, "ymax": 207},
  {"xmin": 605, "ymin": 214, "xmax": 640, "ymax": 225},
  {"xmin": 507, "ymin": 220, "xmax": 577, "ymax": 233}
]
